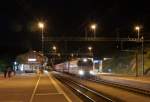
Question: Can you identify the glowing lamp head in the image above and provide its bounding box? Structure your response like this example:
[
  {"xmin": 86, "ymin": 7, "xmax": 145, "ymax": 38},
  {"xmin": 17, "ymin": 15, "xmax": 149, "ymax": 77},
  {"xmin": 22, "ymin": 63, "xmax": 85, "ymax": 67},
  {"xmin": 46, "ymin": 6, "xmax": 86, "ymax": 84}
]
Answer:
[
  {"xmin": 78, "ymin": 70, "xmax": 84, "ymax": 76},
  {"xmin": 53, "ymin": 46, "xmax": 56, "ymax": 50},
  {"xmin": 38, "ymin": 22, "xmax": 44, "ymax": 29},
  {"xmin": 88, "ymin": 46, "xmax": 92, "ymax": 51},
  {"xmin": 91, "ymin": 24, "xmax": 97, "ymax": 30},
  {"xmin": 135, "ymin": 26, "xmax": 140, "ymax": 31}
]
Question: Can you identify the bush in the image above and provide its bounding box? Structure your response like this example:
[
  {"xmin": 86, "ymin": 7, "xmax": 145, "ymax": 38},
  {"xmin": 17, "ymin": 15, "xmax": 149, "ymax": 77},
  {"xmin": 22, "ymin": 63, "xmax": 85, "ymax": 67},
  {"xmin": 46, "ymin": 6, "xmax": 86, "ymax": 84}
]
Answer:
[{"xmin": 0, "ymin": 60, "xmax": 8, "ymax": 72}]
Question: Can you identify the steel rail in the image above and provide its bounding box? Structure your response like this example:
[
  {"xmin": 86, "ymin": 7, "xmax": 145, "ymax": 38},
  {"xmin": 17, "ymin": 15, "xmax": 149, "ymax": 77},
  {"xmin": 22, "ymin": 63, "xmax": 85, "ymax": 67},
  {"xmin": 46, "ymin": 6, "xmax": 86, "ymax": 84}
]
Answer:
[
  {"xmin": 55, "ymin": 72, "xmax": 150, "ymax": 97},
  {"xmin": 54, "ymin": 74, "xmax": 115, "ymax": 102}
]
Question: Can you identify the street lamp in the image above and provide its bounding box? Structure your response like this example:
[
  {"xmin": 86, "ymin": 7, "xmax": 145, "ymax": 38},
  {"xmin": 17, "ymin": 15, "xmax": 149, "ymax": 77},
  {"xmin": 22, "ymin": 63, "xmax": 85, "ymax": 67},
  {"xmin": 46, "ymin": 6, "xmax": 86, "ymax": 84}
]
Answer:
[
  {"xmin": 38, "ymin": 22, "xmax": 44, "ymax": 54},
  {"xmin": 134, "ymin": 26, "xmax": 140, "ymax": 76},
  {"xmin": 141, "ymin": 36, "xmax": 144, "ymax": 75},
  {"xmin": 52, "ymin": 45, "xmax": 57, "ymax": 66},
  {"xmin": 88, "ymin": 46, "xmax": 95, "ymax": 71},
  {"xmin": 88, "ymin": 46, "xmax": 93, "ymax": 57},
  {"xmin": 135, "ymin": 26, "xmax": 140, "ymax": 41},
  {"xmin": 88, "ymin": 46, "xmax": 92, "ymax": 51},
  {"xmin": 52, "ymin": 45, "xmax": 57, "ymax": 52},
  {"xmin": 88, "ymin": 46, "xmax": 92, "ymax": 56},
  {"xmin": 90, "ymin": 24, "xmax": 97, "ymax": 39},
  {"xmin": 135, "ymin": 25, "xmax": 144, "ymax": 76}
]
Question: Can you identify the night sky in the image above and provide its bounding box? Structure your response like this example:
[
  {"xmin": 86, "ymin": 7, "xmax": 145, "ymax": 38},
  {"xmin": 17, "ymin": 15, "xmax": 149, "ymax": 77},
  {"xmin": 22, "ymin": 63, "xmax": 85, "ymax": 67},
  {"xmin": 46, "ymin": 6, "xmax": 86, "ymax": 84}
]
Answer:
[{"xmin": 0, "ymin": 0, "xmax": 150, "ymax": 57}]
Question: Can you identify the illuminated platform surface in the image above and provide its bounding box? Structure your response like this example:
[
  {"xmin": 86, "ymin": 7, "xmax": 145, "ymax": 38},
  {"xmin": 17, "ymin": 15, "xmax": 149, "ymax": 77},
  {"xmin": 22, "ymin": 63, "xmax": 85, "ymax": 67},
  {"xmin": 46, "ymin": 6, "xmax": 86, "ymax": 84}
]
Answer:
[{"xmin": 0, "ymin": 73, "xmax": 81, "ymax": 102}]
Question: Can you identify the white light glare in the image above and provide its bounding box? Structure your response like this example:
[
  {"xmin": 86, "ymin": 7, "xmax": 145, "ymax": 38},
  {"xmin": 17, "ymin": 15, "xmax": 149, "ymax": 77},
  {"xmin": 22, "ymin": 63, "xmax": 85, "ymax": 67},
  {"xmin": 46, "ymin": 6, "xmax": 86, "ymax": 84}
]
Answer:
[
  {"xmin": 91, "ymin": 24, "xmax": 97, "ymax": 30},
  {"xmin": 14, "ymin": 62, "xmax": 17, "ymax": 65},
  {"xmin": 53, "ymin": 46, "xmax": 56, "ymax": 50},
  {"xmin": 135, "ymin": 26, "xmax": 140, "ymax": 30},
  {"xmin": 83, "ymin": 58, "xmax": 87, "ymax": 62},
  {"xmin": 78, "ymin": 70, "xmax": 84, "ymax": 76},
  {"xmin": 89, "ymin": 70, "xmax": 95, "ymax": 75},
  {"xmin": 28, "ymin": 58, "xmax": 37, "ymax": 62},
  {"xmin": 20, "ymin": 64, "xmax": 24, "ymax": 71},
  {"xmin": 38, "ymin": 22, "xmax": 44, "ymax": 28}
]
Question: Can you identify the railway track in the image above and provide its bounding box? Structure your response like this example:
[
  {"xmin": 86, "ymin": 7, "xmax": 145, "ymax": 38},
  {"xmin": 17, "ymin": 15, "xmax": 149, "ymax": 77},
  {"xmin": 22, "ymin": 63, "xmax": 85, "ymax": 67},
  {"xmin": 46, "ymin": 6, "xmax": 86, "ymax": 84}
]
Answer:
[
  {"xmin": 53, "ymin": 74, "xmax": 116, "ymax": 102},
  {"xmin": 53, "ymin": 72, "xmax": 150, "ymax": 97}
]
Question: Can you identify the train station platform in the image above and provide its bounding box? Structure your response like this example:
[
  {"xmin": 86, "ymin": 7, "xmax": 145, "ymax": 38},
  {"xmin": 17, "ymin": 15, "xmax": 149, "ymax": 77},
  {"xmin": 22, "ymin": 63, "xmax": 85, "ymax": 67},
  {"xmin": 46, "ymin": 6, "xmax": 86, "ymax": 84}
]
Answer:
[
  {"xmin": 0, "ymin": 72, "xmax": 82, "ymax": 102},
  {"xmin": 97, "ymin": 73, "xmax": 150, "ymax": 91}
]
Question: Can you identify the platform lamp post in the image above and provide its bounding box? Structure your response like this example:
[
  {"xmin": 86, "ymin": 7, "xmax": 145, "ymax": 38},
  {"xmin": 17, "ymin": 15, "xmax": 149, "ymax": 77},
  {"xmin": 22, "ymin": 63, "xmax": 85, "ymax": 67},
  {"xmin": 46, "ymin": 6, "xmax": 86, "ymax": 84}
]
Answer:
[
  {"xmin": 135, "ymin": 26, "xmax": 140, "ymax": 76},
  {"xmin": 90, "ymin": 24, "xmax": 97, "ymax": 39},
  {"xmin": 38, "ymin": 22, "xmax": 44, "ymax": 54},
  {"xmin": 88, "ymin": 46, "xmax": 95, "ymax": 71},
  {"xmin": 135, "ymin": 26, "xmax": 140, "ymax": 41},
  {"xmin": 52, "ymin": 45, "xmax": 57, "ymax": 65},
  {"xmin": 88, "ymin": 46, "xmax": 92, "ymax": 57},
  {"xmin": 52, "ymin": 45, "xmax": 57, "ymax": 53},
  {"xmin": 52, "ymin": 45, "xmax": 57, "ymax": 60},
  {"xmin": 135, "ymin": 26, "xmax": 144, "ymax": 76},
  {"xmin": 141, "ymin": 36, "xmax": 144, "ymax": 75}
]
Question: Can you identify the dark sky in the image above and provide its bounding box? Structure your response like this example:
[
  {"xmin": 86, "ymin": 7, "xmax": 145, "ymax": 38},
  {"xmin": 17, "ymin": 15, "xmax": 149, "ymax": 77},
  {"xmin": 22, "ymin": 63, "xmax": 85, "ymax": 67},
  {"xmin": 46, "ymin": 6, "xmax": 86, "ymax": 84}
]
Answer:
[{"xmin": 0, "ymin": 0, "xmax": 150, "ymax": 56}]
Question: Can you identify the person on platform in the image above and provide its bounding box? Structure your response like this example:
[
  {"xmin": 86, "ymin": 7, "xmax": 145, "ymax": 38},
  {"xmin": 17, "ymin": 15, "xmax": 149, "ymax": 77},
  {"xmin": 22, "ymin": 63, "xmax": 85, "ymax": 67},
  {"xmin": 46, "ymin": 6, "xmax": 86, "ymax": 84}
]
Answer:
[
  {"xmin": 7, "ymin": 66, "xmax": 12, "ymax": 78},
  {"xmin": 4, "ymin": 67, "xmax": 7, "ymax": 78}
]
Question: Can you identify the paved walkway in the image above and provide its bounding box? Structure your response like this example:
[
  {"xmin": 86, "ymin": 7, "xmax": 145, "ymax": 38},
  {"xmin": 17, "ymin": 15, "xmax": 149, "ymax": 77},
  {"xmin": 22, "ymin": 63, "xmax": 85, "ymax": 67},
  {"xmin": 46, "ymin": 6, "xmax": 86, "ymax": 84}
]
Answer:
[{"xmin": 0, "ymin": 73, "xmax": 81, "ymax": 102}]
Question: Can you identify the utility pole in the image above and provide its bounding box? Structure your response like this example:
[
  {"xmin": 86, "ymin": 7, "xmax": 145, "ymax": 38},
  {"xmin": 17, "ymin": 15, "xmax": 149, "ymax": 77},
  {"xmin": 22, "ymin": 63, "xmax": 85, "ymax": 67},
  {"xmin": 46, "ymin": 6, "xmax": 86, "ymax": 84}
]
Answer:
[
  {"xmin": 135, "ymin": 51, "xmax": 138, "ymax": 77},
  {"xmin": 141, "ymin": 36, "xmax": 144, "ymax": 75},
  {"xmin": 38, "ymin": 22, "xmax": 44, "ymax": 54},
  {"xmin": 90, "ymin": 24, "xmax": 97, "ymax": 39}
]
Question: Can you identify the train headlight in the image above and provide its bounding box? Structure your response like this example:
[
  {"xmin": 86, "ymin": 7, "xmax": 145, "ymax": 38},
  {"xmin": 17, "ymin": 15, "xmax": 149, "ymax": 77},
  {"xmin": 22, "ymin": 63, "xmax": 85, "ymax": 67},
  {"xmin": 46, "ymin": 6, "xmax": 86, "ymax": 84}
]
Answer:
[
  {"xmin": 89, "ymin": 70, "xmax": 95, "ymax": 75},
  {"xmin": 78, "ymin": 70, "xmax": 84, "ymax": 76}
]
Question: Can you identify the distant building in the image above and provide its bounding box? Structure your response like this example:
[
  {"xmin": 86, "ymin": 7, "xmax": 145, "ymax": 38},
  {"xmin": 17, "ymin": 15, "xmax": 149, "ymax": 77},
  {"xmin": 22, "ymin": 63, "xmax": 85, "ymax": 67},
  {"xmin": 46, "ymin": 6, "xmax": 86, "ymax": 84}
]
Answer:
[{"xmin": 16, "ymin": 50, "xmax": 48, "ymax": 72}]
